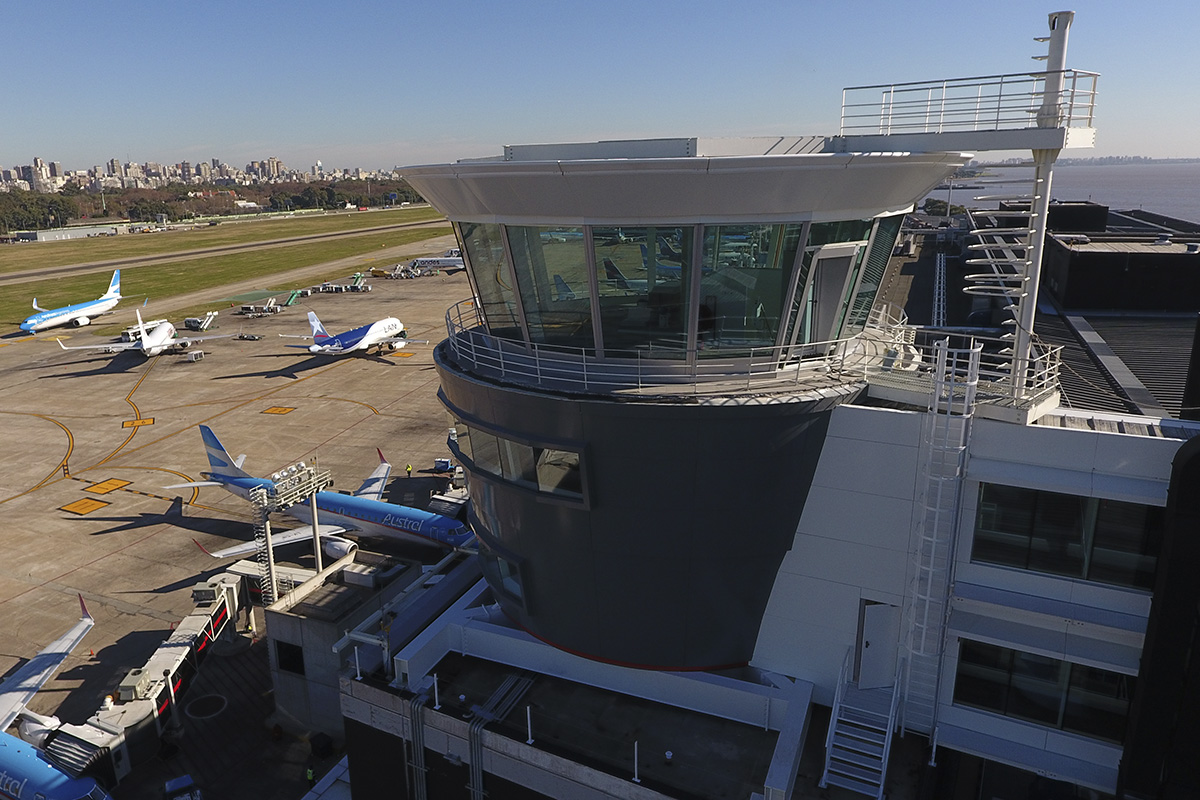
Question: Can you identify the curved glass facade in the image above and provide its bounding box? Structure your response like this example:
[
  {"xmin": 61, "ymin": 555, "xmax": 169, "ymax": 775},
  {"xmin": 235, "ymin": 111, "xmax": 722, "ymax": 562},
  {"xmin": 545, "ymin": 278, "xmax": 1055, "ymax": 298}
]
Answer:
[{"xmin": 457, "ymin": 216, "xmax": 902, "ymax": 361}]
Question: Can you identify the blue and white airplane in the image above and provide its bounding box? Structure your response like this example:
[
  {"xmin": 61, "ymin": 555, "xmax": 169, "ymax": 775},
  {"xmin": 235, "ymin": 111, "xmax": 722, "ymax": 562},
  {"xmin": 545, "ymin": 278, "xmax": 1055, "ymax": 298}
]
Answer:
[
  {"xmin": 0, "ymin": 596, "xmax": 113, "ymax": 799},
  {"xmin": 20, "ymin": 271, "xmax": 122, "ymax": 333},
  {"xmin": 280, "ymin": 311, "xmax": 417, "ymax": 356},
  {"xmin": 169, "ymin": 426, "xmax": 474, "ymax": 559}
]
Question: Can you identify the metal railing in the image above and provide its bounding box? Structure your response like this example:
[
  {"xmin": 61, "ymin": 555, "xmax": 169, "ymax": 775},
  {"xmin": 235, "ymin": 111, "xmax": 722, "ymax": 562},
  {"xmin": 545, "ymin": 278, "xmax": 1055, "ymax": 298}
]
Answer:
[
  {"xmin": 445, "ymin": 300, "xmax": 1061, "ymax": 403},
  {"xmin": 840, "ymin": 69, "xmax": 1098, "ymax": 136}
]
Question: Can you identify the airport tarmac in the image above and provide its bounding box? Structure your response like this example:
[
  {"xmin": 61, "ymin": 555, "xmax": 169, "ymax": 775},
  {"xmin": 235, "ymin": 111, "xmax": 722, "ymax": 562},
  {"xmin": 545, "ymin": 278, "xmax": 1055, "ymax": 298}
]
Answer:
[{"xmin": 0, "ymin": 237, "xmax": 470, "ymax": 798}]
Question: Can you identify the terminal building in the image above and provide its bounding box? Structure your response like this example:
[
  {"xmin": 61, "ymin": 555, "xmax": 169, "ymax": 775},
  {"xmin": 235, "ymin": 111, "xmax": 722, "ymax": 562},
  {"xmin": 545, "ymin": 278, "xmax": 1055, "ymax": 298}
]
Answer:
[{"xmin": 323, "ymin": 12, "xmax": 1199, "ymax": 800}]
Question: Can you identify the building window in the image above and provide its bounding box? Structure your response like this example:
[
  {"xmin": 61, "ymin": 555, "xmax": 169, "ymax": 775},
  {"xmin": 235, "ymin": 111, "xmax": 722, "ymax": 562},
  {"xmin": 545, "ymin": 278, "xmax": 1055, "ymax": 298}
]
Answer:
[
  {"xmin": 971, "ymin": 483, "xmax": 1163, "ymax": 590},
  {"xmin": 275, "ymin": 640, "xmax": 305, "ymax": 676},
  {"xmin": 457, "ymin": 222, "xmax": 521, "ymax": 339},
  {"xmin": 479, "ymin": 546, "xmax": 527, "ymax": 608},
  {"xmin": 953, "ymin": 639, "xmax": 1133, "ymax": 743},
  {"xmin": 453, "ymin": 423, "xmax": 583, "ymax": 501},
  {"xmin": 506, "ymin": 225, "xmax": 594, "ymax": 349}
]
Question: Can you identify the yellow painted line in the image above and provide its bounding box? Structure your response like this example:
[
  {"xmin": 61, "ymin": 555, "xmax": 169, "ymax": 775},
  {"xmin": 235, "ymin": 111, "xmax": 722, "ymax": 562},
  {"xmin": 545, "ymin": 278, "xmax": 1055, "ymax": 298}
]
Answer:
[
  {"xmin": 122, "ymin": 418, "xmax": 155, "ymax": 428},
  {"xmin": 388, "ymin": 352, "xmax": 415, "ymax": 358},
  {"xmin": 61, "ymin": 498, "xmax": 111, "ymax": 515},
  {"xmin": 86, "ymin": 479, "xmax": 131, "ymax": 494},
  {"xmin": 263, "ymin": 406, "xmax": 295, "ymax": 414}
]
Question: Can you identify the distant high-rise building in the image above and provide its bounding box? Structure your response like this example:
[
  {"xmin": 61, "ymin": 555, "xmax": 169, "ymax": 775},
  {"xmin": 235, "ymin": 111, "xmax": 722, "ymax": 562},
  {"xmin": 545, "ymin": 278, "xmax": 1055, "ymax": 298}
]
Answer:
[
  {"xmin": 107, "ymin": 158, "xmax": 123, "ymax": 177},
  {"xmin": 180, "ymin": 161, "xmax": 193, "ymax": 182},
  {"xmin": 49, "ymin": 161, "xmax": 62, "ymax": 178},
  {"xmin": 314, "ymin": 160, "xmax": 323, "ymax": 175}
]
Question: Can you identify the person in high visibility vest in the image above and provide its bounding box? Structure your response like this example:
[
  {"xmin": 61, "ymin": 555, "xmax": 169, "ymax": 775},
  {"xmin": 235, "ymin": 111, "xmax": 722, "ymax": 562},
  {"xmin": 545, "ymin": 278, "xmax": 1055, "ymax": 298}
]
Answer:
[
  {"xmin": 307, "ymin": 763, "xmax": 315, "ymax": 787},
  {"xmin": 406, "ymin": 464, "xmax": 412, "ymax": 478}
]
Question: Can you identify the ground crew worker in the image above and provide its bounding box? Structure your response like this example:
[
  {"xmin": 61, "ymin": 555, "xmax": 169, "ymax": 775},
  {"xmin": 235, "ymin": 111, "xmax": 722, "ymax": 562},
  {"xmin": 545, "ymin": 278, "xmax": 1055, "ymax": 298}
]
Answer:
[
  {"xmin": 307, "ymin": 763, "xmax": 315, "ymax": 787},
  {"xmin": 406, "ymin": 464, "xmax": 412, "ymax": 478}
]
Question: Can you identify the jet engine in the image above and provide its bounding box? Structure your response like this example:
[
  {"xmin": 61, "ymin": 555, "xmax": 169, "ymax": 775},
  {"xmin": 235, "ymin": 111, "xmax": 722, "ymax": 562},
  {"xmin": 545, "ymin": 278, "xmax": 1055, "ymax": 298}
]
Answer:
[
  {"xmin": 321, "ymin": 536, "xmax": 358, "ymax": 559},
  {"xmin": 72, "ymin": 316, "xmax": 91, "ymax": 327}
]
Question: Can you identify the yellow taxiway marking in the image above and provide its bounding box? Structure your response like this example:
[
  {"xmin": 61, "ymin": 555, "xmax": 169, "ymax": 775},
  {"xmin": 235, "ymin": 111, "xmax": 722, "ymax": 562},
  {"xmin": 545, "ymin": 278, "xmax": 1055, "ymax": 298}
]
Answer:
[
  {"xmin": 85, "ymin": 479, "xmax": 132, "ymax": 494},
  {"xmin": 262, "ymin": 406, "xmax": 295, "ymax": 414},
  {"xmin": 122, "ymin": 418, "xmax": 155, "ymax": 428},
  {"xmin": 61, "ymin": 498, "xmax": 111, "ymax": 515},
  {"xmin": 388, "ymin": 352, "xmax": 415, "ymax": 358}
]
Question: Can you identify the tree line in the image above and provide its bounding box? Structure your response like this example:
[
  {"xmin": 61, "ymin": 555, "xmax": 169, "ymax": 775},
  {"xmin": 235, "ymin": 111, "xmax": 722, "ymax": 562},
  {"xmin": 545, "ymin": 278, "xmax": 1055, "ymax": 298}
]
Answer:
[{"xmin": 1, "ymin": 178, "xmax": 423, "ymax": 232}]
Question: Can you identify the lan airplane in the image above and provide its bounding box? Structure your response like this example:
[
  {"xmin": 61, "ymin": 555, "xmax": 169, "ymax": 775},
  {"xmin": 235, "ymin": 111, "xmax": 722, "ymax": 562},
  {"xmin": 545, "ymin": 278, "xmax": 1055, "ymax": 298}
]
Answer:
[
  {"xmin": 280, "ymin": 311, "xmax": 418, "ymax": 356},
  {"xmin": 0, "ymin": 596, "xmax": 112, "ymax": 799},
  {"xmin": 169, "ymin": 426, "xmax": 474, "ymax": 559},
  {"xmin": 20, "ymin": 271, "xmax": 122, "ymax": 333},
  {"xmin": 55, "ymin": 308, "xmax": 233, "ymax": 358}
]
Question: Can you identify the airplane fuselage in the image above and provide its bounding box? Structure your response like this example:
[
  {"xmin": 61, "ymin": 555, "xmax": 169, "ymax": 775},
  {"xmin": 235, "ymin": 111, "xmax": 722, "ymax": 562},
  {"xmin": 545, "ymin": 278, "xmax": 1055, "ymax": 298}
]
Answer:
[
  {"xmin": 312, "ymin": 317, "xmax": 405, "ymax": 355},
  {"xmin": 209, "ymin": 475, "xmax": 471, "ymax": 548},
  {"xmin": 0, "ymin": 731, "xmax": 109, "ymax": 799},
  {"xmin": 20, "ymin": 296, "xmax": 121, "ymax": 334}
]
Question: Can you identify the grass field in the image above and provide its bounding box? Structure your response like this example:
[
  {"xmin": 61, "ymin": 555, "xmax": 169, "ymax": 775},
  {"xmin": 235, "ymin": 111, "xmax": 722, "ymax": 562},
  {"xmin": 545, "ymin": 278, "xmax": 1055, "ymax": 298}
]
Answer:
[
  {"xmin": 2, "ymin": 224, "xmax": 453, "ymax": 330},
  {"xmin": 0, "ymin": 206, "xmax": 444, "ymax": 275}
]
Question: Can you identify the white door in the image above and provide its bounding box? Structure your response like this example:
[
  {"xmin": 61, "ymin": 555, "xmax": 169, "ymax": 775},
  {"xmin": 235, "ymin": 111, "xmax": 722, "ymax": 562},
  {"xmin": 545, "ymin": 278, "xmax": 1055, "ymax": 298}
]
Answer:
[{"xmin": 857, "ymin": 602, "xmax": 900, "ymax": 690}]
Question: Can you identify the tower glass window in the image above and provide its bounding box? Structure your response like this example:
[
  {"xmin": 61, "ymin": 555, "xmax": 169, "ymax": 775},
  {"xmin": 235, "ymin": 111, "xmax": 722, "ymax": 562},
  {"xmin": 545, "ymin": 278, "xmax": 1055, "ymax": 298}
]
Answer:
[
  {"xmin": 698, "ymin": 224, "xmax": 803, "ymax": 357},
  {"xmin": 458, "ymin": 222, "xmax": 521, "ymax": 339},
  {"xmin": 593, "ymin": 226, "xmax": 693, "ymax": 357},
  {"xmin": 506, "ymin": 226, "xmax": 594, "ymax": 349}
]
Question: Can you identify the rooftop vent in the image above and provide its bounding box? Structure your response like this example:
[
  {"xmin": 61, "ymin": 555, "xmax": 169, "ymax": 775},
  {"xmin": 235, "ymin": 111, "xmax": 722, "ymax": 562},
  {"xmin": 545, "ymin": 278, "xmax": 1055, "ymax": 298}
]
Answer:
[
  {"xmin": 1152, "ymin": 234, "xmax": 1173, "ymax": 246},
  {"xmin": 1187, "ymin": 242, "xmax": 1200, "ymax": 254}
]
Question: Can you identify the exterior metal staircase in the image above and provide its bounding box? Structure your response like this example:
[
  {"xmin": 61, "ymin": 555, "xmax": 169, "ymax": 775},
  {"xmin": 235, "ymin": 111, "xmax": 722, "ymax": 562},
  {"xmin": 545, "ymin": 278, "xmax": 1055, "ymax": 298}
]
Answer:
[{"xmin": 822, "ymin": 650, "xmax": 902, "ymax": 799}]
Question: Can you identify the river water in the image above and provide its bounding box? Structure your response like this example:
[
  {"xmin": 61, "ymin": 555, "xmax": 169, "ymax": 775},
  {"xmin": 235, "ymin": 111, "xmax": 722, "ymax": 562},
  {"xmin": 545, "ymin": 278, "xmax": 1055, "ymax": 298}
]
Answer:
[{"xmin": 927, "ymin": 161, "xmax": 1200, "ymax": 223}]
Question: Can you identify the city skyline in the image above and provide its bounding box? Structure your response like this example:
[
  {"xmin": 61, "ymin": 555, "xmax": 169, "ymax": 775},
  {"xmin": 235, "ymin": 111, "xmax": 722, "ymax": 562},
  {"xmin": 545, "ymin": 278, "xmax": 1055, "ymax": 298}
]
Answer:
[{"xmin": 4, "ymin": 1, "xmax": 1199, "ymax": 171}]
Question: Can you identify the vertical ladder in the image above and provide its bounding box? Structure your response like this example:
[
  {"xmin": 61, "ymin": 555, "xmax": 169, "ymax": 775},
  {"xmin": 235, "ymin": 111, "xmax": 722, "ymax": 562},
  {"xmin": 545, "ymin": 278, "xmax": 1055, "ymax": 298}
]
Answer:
[
  {"xmin": 902, "ymin": 340, "xmax": 980, "ymax": 738},
  {"xmin": 931, "ymin": 251, "xmax": 947, "ymax": 328}
]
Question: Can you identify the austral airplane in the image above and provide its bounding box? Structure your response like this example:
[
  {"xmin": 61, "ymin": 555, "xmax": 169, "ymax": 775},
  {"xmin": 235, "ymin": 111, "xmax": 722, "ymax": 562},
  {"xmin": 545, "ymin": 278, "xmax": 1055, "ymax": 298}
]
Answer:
[
  {"xmin": 280, "ymin": 311, "xmax": 421, "ymax": 356},
  {"xmin": 0, "ymin": 596, "xmax": 113, "ymax": 799},
  {"xmin": 55, "ymin": 308, "xmax": 233, "ymax": 358},
  {"xmin": 168, "ymin": 426, "xmax": 474, "ymax": 559},
  {"xmin": 20, "ymin": 271, "xmax": 122, "ymax": 333}
]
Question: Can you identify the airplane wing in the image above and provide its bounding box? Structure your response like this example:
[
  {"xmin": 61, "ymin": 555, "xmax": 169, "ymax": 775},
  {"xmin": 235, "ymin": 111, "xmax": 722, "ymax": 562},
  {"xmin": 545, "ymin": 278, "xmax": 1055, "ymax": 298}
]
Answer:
[
  {"xmin": 278, "ymin": 334, "xmax": 313, "ymax": 340},
  {"xmin": 353, "ymin": 451, "xmax": 392, "ymax": 502},
  {"xmin": 56, "ymin": 338, "xmax": 137, "ymax": 353},
  {"xmin": 195, "ymin": 524, "xmax": 350, "ymax": 559},
  {"xmin": 172, "ymin": 333, "xmax": 236, "ymax": 348},
  {"xmin": 0, "ymin": 595, "xmax": 94, "ymax": 730}
]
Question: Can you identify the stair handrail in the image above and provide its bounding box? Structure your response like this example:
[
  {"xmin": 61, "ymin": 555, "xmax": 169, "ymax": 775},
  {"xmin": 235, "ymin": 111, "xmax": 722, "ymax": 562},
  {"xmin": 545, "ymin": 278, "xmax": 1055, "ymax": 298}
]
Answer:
[
  {"xmin": 821, "ymin": 647, "xmax": 854, "ymax": 787},
  {"xmin": 876, "ymin": 657, "xmax": 906, "ymax": 799}
]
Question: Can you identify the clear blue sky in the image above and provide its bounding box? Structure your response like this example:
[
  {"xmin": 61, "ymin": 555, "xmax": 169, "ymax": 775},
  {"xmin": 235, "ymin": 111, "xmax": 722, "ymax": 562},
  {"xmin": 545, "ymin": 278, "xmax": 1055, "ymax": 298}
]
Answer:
[{"xmin": 4, "ymin": 1, "xmax": 1196, "ymax": 172}]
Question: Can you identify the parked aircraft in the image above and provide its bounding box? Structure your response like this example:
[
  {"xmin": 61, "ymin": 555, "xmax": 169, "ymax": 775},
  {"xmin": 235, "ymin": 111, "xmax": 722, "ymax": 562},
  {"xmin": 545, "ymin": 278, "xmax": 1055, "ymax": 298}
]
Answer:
[
  {"xmin": 280, "ymin": 312, "xmax": 418, "ymax": 356},
  {"xmin": 55, "ymin": 309, "xmax": 232, "ymax": 358},
  {"xmin": 169, "ymin": 426, "xmax": 474, "ymax": 558},
  {"xmin": 0, "ymin": 596, "xmax": 112, "ymax": 799},
  {"xmin": 20, "ymin": 271, "xmax": 122, "ymax": 333}
]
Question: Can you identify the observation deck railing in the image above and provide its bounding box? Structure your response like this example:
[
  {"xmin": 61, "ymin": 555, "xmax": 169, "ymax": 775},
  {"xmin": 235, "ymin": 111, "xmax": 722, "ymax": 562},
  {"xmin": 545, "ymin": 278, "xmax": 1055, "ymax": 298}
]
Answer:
[
  {"xmin": 840, "ymin": 69, "xmax": 1098, "ymax": 137},
  {"xmin": 443, "ymin": 300, "xmax": 1061, "ymax": 406}
]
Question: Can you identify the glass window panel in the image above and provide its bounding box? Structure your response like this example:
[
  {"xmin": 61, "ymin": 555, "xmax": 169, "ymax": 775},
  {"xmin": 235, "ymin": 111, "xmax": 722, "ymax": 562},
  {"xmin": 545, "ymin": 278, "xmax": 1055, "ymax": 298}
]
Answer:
[
  {"xmin": 972, "ymin": 484, "xmax": 1036, "ymax": 568},
  {"xmin": 698, "ymin": 224, "xmax": 802, "ymax": 358},
  {"xmin": 458, "ymin": 222, "xmax": 521, "ymax": 339},
  {"xmin": 806, "ymin": 219, "xmax": 873, "ymax": 248},
  {"xmin": 536, "ymin": 448, "xmax": 582, "ymax": 498},
  {"xmin": 499, "ymin": 439, "xmax": 538, "ymax": 489},
  {"xmin": 1063, "ymin": 664, "xmax": 1134, "ymax": 743},
  {"xmin": 1006, "ymin": 651, "xmax": 1066, "ymax": 726},
  {"xmin": 1088, "ymin": 500, "xmax": 1163, "ymax": 590},
  {"xmin": 454, "ymin": 423, "xmax": 474, "ymax": 461},
  {"xmin": 844, "ymin": 215, "xmax": 903, "ymax": 333},
  {"xmin": 480, "ymin": 548, "xmax": 525, "ymax": 603},
  {"xmin": 471, "ymin": 430, "xmax": 502, "ymax": 477},
  {"xmin": 1029, "ymin": 492, "xmax": 1087, "ymax": 578},
  {"xmin": 593, "ymin": 226, "xmax": 692, "ymax": 358},
  {"xmin": 507, "ymin": 226, "xmax": 594, "ymax": 349},
  {"xmin": 953, "ymin": 640, "xmax": 1011, "ymax": 714}
]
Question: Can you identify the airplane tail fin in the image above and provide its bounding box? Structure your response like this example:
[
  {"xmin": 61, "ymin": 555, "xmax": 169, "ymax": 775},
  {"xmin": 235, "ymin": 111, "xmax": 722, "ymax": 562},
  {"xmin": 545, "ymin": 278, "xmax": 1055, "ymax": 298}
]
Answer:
[
  {"xmin": 199, "ymin": 425, "xmax": 253, "ymax": 479},
  {"xmin": 602, "ymin": 259, "xmax": 629, "ymax": 290},
  {"xmin": 135, "ymin": 308, "xmax": 148, "ymax": 344},
  {"xmin": 103, "ymin": 270, "xmax": 121, "ymax": 299},
  {"xmin": 308, "ymin": 311, "xmax": 331, "ymax": 343},
  {"xmin": 553, "ymin": 274, "xmax": 577, "ymax": 300}
]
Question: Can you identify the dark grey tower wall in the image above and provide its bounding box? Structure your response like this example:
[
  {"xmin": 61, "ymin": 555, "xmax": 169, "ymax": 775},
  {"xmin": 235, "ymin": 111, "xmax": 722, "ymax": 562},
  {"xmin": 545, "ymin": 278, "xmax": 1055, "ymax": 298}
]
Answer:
[{"xmin": 437, "ymin": 344, "xmax": 855, "ymax": 669}]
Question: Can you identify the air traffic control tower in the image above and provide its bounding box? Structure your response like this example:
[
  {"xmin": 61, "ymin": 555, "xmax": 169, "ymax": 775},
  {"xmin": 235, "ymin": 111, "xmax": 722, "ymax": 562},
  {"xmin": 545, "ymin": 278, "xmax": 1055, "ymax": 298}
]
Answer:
[
  {"xmin": 404, "ymin": 10, "xmax": 1098, "ymax": 675},
  {"xmin": 407, "ymin": 139, "xmax": 968, "ymax": 671}
]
